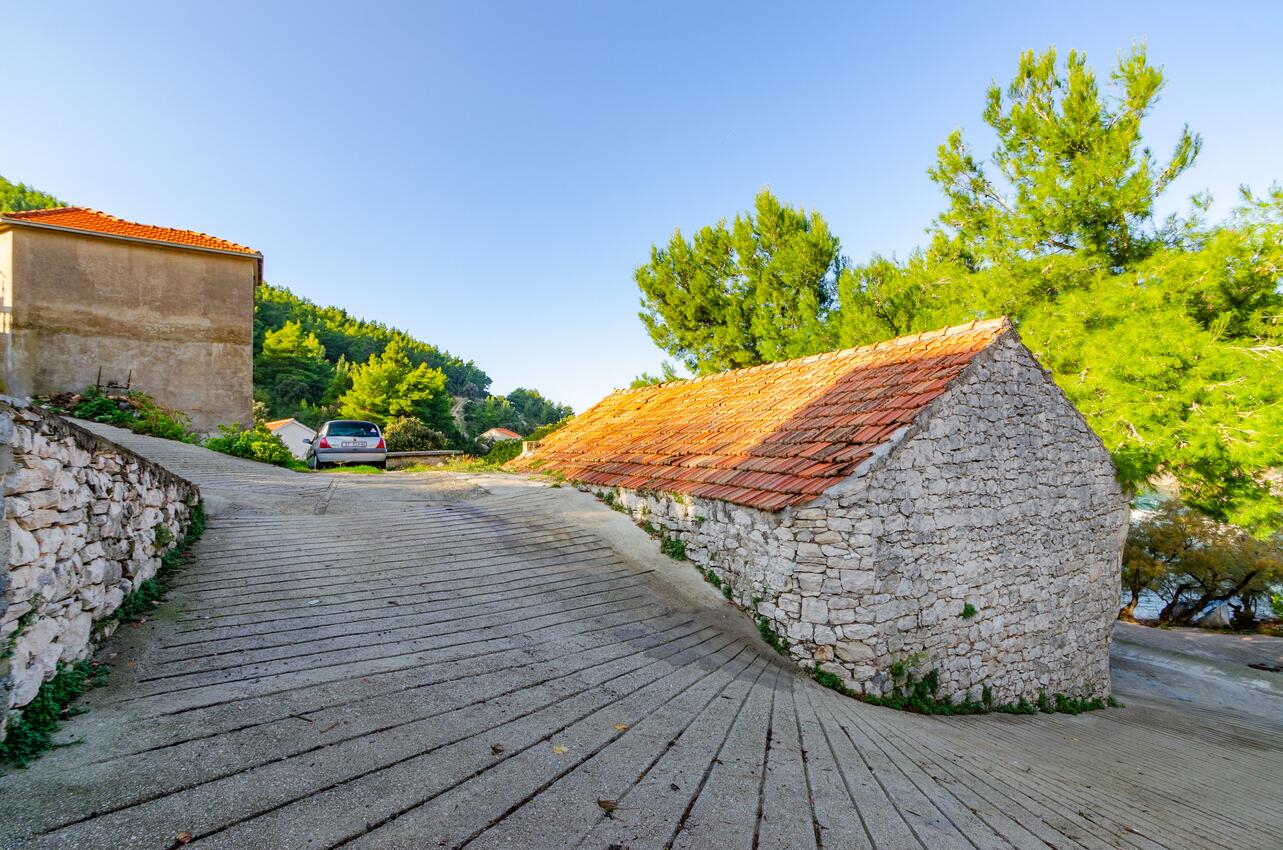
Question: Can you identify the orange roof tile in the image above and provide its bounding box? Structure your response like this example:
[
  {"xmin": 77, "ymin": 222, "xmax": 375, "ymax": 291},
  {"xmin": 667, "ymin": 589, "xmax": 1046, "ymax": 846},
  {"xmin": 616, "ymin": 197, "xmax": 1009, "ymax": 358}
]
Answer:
[
  {"xmin": 514, "ymin": 319, "xmax": 1011, "ymax": 511},
  {"xmin": 263, "ymin": 418, "xmax": 302, "ymax": 430},
  {"xmin": 482, "ymin": 427, "xmax": 523, "ymax": 440},
  {"xmin": 1, "ymin": 207, "xmax": 260, "ymax": 257}
]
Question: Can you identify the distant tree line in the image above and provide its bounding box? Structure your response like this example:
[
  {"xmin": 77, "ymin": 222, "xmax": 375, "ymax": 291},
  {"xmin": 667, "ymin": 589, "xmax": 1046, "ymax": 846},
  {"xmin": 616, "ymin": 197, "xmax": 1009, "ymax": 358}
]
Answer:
[
  {"xmin": 254, "ymin": 284, "xmax": 571, "ymax": 449},
  {"xmin": 0, "ymin": 174, "xmax": 63, "ymax": 212}
]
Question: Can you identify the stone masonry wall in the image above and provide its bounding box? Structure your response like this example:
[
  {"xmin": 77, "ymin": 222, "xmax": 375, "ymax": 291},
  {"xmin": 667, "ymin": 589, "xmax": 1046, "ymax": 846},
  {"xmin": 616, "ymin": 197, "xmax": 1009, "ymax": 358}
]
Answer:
[
  {"xmin": 0, "ymin": 397, "xmax": 200, "ymax": 737},
  {"xmin": 586, "ymin": 333, "xmax": 1129, "ymax": 703}
]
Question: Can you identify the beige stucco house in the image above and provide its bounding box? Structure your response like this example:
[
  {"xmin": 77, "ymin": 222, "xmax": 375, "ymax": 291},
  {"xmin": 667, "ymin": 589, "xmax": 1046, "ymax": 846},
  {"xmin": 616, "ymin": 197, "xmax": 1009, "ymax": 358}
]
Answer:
[{"xmin": 0, "ymin": 207, "xmax": 261, "ymax": 432}]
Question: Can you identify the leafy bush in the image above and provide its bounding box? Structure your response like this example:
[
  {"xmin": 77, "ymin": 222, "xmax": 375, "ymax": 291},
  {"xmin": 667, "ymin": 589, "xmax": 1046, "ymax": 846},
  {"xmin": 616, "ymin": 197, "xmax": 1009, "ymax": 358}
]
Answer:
[
  {"xmin": 483, "ymin": 439, "xmax": 525, "ymax": 466},
  {"xmin": 204, "ymin": 424, "xmax": 294, "ymax": 466},
  {"xmin": 71, "ymin": 391, "xmax": 134, "ymax": 426},
  {"xmin": 128, "ymin": 394, "xmax": 197, "ymax": 441},
  {"xmin": 1123, "ymin": 501, "xmax": 1283, "ymax": 627},
  {"xmin": 383, "ymin": 417, "xmax": 449, "ymax": 452},
  {"xmin": 56, "ymin": 388, "xmax": 198, "ymax": 442},
  {"xmin": 525, "ymin": 416, "xmax": 572, "ymax": 442}
]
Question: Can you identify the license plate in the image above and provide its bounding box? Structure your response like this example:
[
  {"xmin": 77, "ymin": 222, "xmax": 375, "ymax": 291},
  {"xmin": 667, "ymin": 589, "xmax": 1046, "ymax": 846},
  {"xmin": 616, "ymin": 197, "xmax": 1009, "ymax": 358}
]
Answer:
[{"xmin": 342, "ymin": 440, "xmax": 361, "ymax": 447}]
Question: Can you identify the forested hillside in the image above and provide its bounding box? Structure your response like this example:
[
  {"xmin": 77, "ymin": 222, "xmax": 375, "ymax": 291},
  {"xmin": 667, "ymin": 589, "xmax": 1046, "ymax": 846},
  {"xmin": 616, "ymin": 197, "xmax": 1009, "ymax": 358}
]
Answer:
[
  {"xmin": 0, "ymin": 174, "xmax": 64, "ymax": 212},
  {"xmin": 254, "ymin": 284, "xmax": 572, "ymax": 447},
  {"xmin": 2, "ymin": 174, "xmax": 570, "ymax": 449}
]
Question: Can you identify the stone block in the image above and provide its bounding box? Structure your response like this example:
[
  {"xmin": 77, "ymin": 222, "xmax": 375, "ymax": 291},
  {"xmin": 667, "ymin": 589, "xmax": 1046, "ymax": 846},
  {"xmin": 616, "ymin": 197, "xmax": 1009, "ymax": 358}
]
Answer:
[{"xmin": 801, "ymin": 597, "xmax": 828, "ymax": 624}]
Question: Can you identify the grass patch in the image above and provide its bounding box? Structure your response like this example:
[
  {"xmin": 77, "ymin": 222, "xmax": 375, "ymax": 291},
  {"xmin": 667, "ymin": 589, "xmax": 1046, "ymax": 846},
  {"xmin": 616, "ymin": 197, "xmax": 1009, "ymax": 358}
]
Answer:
[
  {"xmin": 319, "ymin": 464, "xmax": 384, "ymax": 474},
  {"xmin": 0, "ymin": 661, "xmax": 110, "ymax": 768}
]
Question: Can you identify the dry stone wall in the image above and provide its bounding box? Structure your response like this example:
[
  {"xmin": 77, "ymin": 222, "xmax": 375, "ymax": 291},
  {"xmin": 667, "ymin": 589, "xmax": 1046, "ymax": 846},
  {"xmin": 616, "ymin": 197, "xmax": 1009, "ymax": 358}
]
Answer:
[
  {"xmin": 587, "ymin": 333, "xmax": 1129, "ymax": 704},
  {"xmin": 0, "ymin": 398, "xmax": 199, "ymax": 737}
]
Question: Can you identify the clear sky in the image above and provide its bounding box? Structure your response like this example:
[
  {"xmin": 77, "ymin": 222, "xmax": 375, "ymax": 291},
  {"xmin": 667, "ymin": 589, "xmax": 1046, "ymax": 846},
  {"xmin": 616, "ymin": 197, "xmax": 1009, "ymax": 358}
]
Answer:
[{"xmin": 5, "ymin": 2, "xmax": 1281, "ymax": 411}]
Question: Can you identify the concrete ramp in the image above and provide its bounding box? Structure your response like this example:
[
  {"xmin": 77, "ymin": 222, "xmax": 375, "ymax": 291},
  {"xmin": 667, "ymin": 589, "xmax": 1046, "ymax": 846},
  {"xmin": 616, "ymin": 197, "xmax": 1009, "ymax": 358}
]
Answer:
[{"xmin": 1, "ymin": 423, "xmax": 1279, "ymax": 849}]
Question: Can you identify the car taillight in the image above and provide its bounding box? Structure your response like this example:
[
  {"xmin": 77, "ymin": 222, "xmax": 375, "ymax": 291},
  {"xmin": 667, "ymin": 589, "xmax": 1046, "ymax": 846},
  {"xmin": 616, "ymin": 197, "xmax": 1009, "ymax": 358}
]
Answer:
[
  {"xmin": 318, "ymin": 437, "xmax": 330, "ymax": 449},
  {"xmin": 376, "ymin": 437, "xmax": 385, "ymax": 449}
]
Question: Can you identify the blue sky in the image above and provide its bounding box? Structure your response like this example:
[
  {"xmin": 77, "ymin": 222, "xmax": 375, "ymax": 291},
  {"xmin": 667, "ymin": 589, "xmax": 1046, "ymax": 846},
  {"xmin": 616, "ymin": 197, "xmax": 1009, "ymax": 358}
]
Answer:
[{"xmin": 5, "ymin": 2, "xmax": 1281, "ymax": 411}]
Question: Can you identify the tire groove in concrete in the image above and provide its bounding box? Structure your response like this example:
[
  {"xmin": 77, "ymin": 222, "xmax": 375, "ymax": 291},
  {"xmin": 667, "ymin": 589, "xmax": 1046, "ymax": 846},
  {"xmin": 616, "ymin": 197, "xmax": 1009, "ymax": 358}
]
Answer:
[
  {"xmin": 158, "ymin": 560, "xmax": 636, "ymax": 654},
  {"xmin": 191, "ymin": 640, "xmax": 754, "ymax": 849},
  {"xmin": 145, "ymin": 569, "xmax": 646, "ymax": 672},
  {"xmin": 105, "ymin": 592, "xmax": 656, "ymax": 705},
  {"xmin": 179, "ymin": 526, "xmax": 605, "ymax": 590},
  {"xmin": 90, "ymin": 612, "xmax": 694, "ymax": 764},
  {"xmin": 138, "ymin": 602, "xmax": 674, "ymax": 720},
  {"xmin": 167, "ymin": 549, "xmax": 624, "ymax": 633},
  {"xmin": 37, "ymin": 620, "xmax": 722, "ymax": 835},
  {"xmin": 176, "ymin": 537, "xmax": 610, "ymax": 606}
]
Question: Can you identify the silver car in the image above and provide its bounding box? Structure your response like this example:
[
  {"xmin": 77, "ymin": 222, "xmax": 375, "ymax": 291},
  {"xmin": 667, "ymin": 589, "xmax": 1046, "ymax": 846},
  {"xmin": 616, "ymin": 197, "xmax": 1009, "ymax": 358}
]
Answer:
[{"xmin": 305, "ymin": 420, "xmax": 387, "ymax": 469}]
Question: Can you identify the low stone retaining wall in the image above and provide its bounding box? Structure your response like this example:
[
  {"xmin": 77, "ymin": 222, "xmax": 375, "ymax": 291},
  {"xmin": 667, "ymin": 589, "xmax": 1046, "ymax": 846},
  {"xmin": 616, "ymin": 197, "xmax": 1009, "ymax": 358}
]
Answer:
[{"xmin": 0, "ymin": 398, "xmax": 200, "ymax": 738}]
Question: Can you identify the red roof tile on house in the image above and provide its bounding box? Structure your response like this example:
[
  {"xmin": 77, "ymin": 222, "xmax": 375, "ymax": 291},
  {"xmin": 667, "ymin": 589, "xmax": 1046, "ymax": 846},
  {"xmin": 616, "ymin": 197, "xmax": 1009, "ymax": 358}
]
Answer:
[
  {"xmin": 1, "ymin": 207, "xmax": 260, "ymax": 257},
  {"xmin": 481, "ymin": 427, "xmax": 523, "ymax": 440},
  {"xmin": 514, "ymin": 319, "xmax": 1012, "ymax": 511}
]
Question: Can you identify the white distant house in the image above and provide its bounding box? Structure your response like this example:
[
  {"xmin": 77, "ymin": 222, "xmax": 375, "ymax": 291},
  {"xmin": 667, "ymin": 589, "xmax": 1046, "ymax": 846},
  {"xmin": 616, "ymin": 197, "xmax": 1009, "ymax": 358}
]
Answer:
[
  {"xmin": 478, "ymin": 427, "xmax": 522, "ymax": 442},
  {"xmin": 264, "ymin": 418, "xmax": 317, "ymax": 460}
]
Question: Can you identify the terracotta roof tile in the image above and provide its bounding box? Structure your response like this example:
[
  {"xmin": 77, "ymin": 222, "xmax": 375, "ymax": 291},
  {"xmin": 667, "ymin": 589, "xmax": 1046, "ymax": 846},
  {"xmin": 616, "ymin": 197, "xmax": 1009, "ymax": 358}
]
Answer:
[
  {"xmin": 515, "ymin": 318, "xmax": 1011, "ymax": 510},
  {"xmin": 1, "ymin": 207, "xmax": 259, "ymax": 256}
]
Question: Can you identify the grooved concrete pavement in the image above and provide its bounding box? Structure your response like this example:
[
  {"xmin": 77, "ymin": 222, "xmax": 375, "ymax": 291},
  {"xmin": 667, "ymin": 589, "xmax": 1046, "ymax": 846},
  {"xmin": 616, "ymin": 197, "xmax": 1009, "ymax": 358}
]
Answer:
[{"xmin": 1, "ymin": 423, "xmax": 1280, "ymax": 849}]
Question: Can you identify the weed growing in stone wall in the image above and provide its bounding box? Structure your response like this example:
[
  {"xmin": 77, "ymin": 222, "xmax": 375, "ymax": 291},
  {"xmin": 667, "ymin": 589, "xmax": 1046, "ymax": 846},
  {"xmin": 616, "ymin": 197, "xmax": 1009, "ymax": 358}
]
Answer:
[
  {"xmin": 756, "ymin": 617, "xmax": 790, "ymax": 657},
  {"xmin": 808, "ymin": 652, "xmax": 1115, "ymax": 716},
  {"xmin": 0, "ymin": 660, "xmax": 109, "ymax": 768},
  {"xmin": 959, "ymin": 602, "xmax": 978, "ymax": 619},
  {"xmin": 660, "ymin": 536, "xmax": 687, "ymax": 560},
  {"xmin": 4, "ymin": 501, "xmax": 207, "ymax": 768},
  {"xmin": 98, "ymin": 501, "xmax": 206, "ymax": 634},
  {"xmin": 1, "ymin": 596, "xmax": 42, "ymax": 665}
]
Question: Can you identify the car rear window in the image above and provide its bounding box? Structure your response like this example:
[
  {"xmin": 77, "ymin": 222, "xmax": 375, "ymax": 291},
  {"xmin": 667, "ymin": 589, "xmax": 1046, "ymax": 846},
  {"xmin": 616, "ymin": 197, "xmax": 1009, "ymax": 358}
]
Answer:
[{"xmin": 327, "ymin": 422, "xmax": 379, "ymax": 437}]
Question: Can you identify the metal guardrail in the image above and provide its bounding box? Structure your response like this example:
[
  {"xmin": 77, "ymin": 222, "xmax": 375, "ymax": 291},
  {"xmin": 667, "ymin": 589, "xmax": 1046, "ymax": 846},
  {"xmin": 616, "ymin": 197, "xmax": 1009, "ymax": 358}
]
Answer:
[{"xmin": 385, "ymin": 450, "xmax": 464, "ymax": 458}]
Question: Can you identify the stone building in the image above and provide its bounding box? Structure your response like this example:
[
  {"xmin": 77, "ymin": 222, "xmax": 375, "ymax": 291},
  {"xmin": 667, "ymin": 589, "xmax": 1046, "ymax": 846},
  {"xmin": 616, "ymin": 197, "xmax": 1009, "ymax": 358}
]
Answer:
[
  {"xmin": 516, "ymin": 319, "xmax": 1129, "ymax": 703},
  {"xmin": 0, "ymin": 207, "xmax": 261, "ymax": 432}
]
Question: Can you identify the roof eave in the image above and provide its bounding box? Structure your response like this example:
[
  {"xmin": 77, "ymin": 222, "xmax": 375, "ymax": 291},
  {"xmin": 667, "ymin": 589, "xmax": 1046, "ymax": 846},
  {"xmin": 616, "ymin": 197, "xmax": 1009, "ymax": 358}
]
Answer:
[{"xmin": 0, "ymin": 216, "xmax": 263, "ymax": 276}]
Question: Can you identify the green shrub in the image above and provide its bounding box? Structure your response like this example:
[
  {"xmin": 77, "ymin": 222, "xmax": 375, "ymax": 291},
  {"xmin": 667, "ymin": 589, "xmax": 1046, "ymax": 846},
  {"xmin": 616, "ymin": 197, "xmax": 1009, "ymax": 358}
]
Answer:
[
  {"xmin": 383, "ymin": 417, "xmax": 448, "ymax": 452},
  {"xmin": 204, "ymin": 424, "xmax": 294, "ymax": 466},
  {"xmin": 71, "ymin": 391, "xmax": 134, "ymax": 426},
  {"xmin": 60, "ymin": 388, "xmax": 197, "ymax": 442},
  {"xmin": 483, "ymin": 439, "xmax": 524, "ymax": 466},
  {"xmin": 525, "ymin": 416, "xmax": 572, "ymax": 442},
  {"xmin": 128, "ymin": 394, "xmax": 197, "ymax": 441},
  {"xmin": 960, "ymin": 602, "xmax": 978, "ymax": 619}
]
